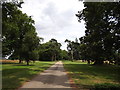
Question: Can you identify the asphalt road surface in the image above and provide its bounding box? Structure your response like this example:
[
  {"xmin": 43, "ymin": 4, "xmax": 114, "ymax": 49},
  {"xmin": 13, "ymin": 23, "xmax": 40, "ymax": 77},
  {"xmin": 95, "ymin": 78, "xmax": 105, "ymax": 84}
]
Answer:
[{"xmin": 18, "ymin": 61, "xmax": 72, "ymax": 90}]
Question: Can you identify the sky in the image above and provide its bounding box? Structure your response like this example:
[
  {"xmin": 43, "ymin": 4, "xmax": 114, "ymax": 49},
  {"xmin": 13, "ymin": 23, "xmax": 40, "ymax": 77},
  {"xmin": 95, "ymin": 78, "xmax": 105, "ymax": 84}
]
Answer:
[{"xmin": 21, "ymin": 0, "xmax": 85, "ymax": 50}]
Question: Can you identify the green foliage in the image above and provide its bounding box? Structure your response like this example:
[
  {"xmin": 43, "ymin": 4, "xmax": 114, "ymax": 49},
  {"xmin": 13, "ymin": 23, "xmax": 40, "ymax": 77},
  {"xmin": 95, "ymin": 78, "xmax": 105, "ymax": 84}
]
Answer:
[
  {"xmin": 65, "ymin": 38, "xmax": 80, "ymax": 61},
  {"xmin": 60, "ymin": 50, "xmax": 70, "ymax": 60},
  {"xmin": 2, "ymin": 2, "xmax": 22, "ymax": 57},
  {"xmin": 39, "ymin": 39, "xmax": 61, "ymax": 61},
  {"xmin": 2, "ymin": 2, "xmax": 40, "ymax": 65},
  {"xmin": 76, "ymin": 2, "xmax": 120, "ymax": 65}
]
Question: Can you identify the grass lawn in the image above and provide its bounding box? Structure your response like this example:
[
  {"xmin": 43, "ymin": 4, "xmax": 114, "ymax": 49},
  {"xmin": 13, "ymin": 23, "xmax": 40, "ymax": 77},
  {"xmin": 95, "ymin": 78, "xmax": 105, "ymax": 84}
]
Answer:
[
  {"xmin": 2, "ymin": 60, "xmax": 55, "ymax": 90},
  {"xmin": 63, "ymin": 60, "xmax": 120, "ymax": 89}
]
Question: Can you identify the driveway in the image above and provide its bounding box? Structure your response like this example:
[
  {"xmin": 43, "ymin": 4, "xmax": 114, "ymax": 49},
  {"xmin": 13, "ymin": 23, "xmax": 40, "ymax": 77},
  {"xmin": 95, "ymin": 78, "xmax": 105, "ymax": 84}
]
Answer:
[{"xmin": 18, "ymin": 61, "xmax": 72, "ymax": 90}]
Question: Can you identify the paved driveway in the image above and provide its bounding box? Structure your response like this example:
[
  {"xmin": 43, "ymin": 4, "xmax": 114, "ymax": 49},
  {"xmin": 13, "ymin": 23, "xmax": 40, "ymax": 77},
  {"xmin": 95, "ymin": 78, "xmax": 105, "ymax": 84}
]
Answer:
[{"xmin": 18, "ymin": 61, "xmax": 72, "ymax": 90}]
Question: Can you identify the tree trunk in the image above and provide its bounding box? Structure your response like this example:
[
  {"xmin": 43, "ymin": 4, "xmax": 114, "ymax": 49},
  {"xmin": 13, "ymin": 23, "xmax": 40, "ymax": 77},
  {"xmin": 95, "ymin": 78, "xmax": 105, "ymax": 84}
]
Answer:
[
  {"xmin": 71, "ymin": 51, "xmax": 74, "ymax": 62},
  {"xmin": 51, "ymin": 55, "xmax": 54, "ymax": 61},
  {"xmin": 71, "ymin": 51, "xmax": 74, "ymax": 60},
  {"xmin": 19, "ymin": 59, "xmax": 22, "ymax": 63},
  {"xmin": 87, "ymin": 60, "xmax": 90, "ymax": 64},
  {"xmin": 26, "ymin": 60, "xmax": 29, "ymax": 65},
  {"xmin": 55, "ymin": 54, "xmax": 56, "ymax": 61}
]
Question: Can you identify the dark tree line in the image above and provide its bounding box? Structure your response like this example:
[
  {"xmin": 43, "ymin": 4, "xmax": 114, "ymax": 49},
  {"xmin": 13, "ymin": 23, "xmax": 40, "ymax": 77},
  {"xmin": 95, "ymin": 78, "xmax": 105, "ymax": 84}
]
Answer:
[{"xmin": 76, "ymin": 2, "xmax": 120, "ymax": 65}]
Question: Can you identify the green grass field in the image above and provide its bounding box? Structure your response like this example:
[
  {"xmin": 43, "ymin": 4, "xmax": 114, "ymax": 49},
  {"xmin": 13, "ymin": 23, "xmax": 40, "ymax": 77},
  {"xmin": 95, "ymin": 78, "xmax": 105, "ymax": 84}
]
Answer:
[
  {"xmin": 63, "ymin": 61, "xmax": 120, "ymax": 89},
  {"xmin": 2, "ymin": 61, "xmax": 55, "ymax": 90}
]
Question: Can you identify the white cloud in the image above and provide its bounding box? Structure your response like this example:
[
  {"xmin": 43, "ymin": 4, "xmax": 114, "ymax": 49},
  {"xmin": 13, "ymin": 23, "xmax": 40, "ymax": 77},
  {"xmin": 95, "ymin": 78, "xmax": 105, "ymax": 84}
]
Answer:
[{"xmin": 21, "ymin": 0, "xmax": 85, "ymax": 50}]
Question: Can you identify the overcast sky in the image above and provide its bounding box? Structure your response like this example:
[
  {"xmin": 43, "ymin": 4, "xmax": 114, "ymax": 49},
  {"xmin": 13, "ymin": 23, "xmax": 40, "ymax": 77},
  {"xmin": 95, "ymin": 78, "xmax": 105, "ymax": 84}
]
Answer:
[{"xmin": 21, "ymin": 0, "xmax": 85, "ymax": 50}]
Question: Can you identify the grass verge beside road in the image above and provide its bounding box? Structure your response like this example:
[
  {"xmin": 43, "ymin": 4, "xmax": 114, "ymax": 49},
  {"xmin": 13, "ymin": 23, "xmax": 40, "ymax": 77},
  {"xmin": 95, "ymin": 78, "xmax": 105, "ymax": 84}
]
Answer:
[
  {"xmin": 63, "ymin": 60, "xmax": 120, "ymax": 89},
  {"xmin": 2, "ymin": 60, "xmax": 55, "ymax": 90}
]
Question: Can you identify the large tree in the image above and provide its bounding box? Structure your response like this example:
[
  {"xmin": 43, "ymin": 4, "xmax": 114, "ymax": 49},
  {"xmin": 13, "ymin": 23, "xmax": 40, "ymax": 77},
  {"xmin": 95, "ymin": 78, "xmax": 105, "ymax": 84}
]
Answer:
[
  {"xmin": 2, "ymin": 2, "xmax": 23, "ymax": 57},
  {"xmin": 2, "ymin": 2, "xmax": 41, "ymax": 65},
  {"xmin": 76, "ymin": 2, "xmax": 120, "ymax": 65}
]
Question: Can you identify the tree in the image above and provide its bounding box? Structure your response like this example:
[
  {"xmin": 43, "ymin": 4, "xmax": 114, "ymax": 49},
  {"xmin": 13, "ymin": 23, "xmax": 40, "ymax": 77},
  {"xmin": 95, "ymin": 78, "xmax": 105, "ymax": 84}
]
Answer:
[
  {"xmin": 72, "ymin": 38, "xmax": 80, "ymax": 60},
  {"xmin": 2, "ymin": 2, "xmax": 23, "ymax": 57},
  {"xmin": 65, "ymin": 38, "xmax": 80, "ymax": 61},
  {"xmin": 76, "ymin": 2, "xmax": 120, "ymax": 65},
  {"xmin": 65, "ymin": 39, "xmax": 74, "ymax": 61},
  {"xmin": 49, "ymin": 39, "xmax": 61, "ymax": 61},
  {"xmin": 21, "ymin": 29, "xmax": 40, "ymax": 65},
  {"xmin": 2, "ymin": 2, "xmax": 41, "ymax": 65},
  {"xmin": 38, "ymin": 39, "xmax": 61, "ymax": 61},
  {"xmin": 60, "ymin": 50, "xmax": 70, "ymax": 60}
]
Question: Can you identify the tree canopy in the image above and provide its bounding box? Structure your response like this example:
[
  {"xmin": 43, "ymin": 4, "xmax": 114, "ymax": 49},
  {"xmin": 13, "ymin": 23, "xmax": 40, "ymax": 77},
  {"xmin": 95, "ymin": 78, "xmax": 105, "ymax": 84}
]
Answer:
[
  {"xmin": 38, "ymin": 39, "xmax": 62, "ymax": 61},
  {"xmin": 2, "ymin": 2, "xmax": 40, "ymax": 65},
  {"xmin": 76, "ymin": 2, "xmax": 120, "ymax": 65}
]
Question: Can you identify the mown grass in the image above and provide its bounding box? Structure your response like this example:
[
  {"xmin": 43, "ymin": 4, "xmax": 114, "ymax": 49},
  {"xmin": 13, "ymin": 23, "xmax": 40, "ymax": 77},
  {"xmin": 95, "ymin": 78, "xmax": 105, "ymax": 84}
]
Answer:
[
  {"xmin": 2, "ymin": 61, "xmax": 55, "ymax": 90},
  {"xmin": 63, "ymin": 60, "xmax": 120, "ymax": 90}
]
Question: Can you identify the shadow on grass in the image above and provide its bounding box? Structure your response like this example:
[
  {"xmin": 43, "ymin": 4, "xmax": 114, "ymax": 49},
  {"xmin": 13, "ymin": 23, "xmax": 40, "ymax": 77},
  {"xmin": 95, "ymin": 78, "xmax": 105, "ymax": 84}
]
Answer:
[
  {"xmin": 64, "ymin": 63, "xmax": 120, "ymax": 83},
  {"xmin": 2, "ymin": 68, "xmax": 38, "ymax": 90},
  {"xmin": 63, "ymin": 62, "xmax": 120, "ymax": 90},
  {"xmin": 2, "ymin": 61, "xmax": 55, "ymax": 90}
]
